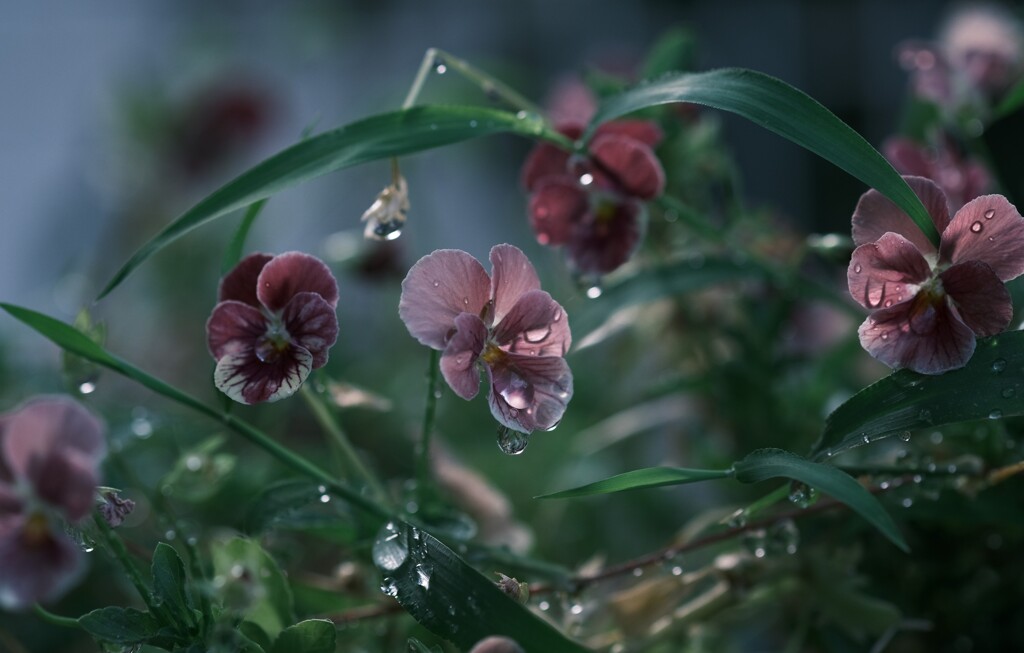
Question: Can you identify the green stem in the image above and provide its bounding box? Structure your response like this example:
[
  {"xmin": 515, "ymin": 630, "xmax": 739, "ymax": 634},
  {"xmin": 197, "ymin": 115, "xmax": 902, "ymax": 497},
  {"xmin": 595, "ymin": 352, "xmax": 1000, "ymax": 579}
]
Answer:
[
  {"xmin": 416, "ymin": 350, "xmax": 440, "ymax": 503},
  {"xmin": 301, "ymin": 384, "xmax": 389, "ymax": 505},
  {"xmin": 403, "ymin": 47, "xmax": 542, "ymax": 115},
  {"xmin": 91, "ymin": 512, "xmax": 162, "ymax": 618},
  {"xmin": 33, "ymin": 604, "xmax": 82, "ymax": 629}
]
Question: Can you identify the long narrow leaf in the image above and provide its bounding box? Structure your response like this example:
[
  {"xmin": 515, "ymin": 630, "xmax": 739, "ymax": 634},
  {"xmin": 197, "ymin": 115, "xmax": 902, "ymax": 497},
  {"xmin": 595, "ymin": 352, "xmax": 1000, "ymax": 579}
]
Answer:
[
  {"xmin": 585, "ymin": 68, "xmax": 937, "ymax": 246},
  {"xmin": 537, "ymin": 466, "xmax": 732, "ymax": 499},
  {"xmin": 98, "ymin": 105, "xmax": 571, "ymax": 299},
  {"xmin": 733, "ymin": 448, "xmax": 908, "ymax": 552}
]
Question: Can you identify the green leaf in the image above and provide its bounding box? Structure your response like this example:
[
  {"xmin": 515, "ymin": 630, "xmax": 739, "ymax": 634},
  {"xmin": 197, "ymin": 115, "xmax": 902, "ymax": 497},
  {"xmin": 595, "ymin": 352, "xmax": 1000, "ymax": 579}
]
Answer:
[
  {"xmin": 536, "ymin": 466, "xmax": 732, "ymax": 499},
  {"xmin": 211, "ymin": 537, "xmax": 296, "ymax": 640},
  {"xmin": 243, "ymin": 480, "xmax": 356, "ymax": 543},
  {"xmin": 407, "ymin": 637, "xmax": 445, "ymax": 653},
  {"xmin": 151, "ymin": 542, "xmax": 196, "ymax": 634},
  {"xmin": 162, "ymin": 435, "xmax": 237, "ymax": 503},
  {"xmin": 222, "ymin": 199, "xmax": 268, "ymax": 274},
  {"xmin": 733, "ymin": 448, "xmax": 908, "ymax": 552},
  {"xmin": 98, "ymin": 105, "xmax": 572, "ymax": 299},
  {"xmin": 813, "ymin": 332, "xmax": 1024, "ymax": 457},
  {"xmin": 271, "ymin": 619, "xmax": 336, "ymax": 653},
  {"xmin": 640, "ymin": 27, "xmax": 697, "ymax": 78},
  {"xmin": 373, "ymin": 520, "xmax": 590, "ymax": 652},
  {"xmin": 78, "ymin": 606, "xmax": 161, "ymax": 646},
  {"xmin": 585, "ymin": 68, "xmax": 938, "ymax": 246}
]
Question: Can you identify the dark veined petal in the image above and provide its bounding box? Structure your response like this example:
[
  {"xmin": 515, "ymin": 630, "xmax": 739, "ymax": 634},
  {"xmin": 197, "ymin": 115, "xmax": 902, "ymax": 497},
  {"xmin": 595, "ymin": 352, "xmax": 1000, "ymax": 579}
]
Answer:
[
  {"xmin": 939, "ymin": 194, "xmax": 1024, "ymax": 281},
  {"xmin": 489, "ymin": 244, "xmax": 541, "ymax": 327},
  {"xmin": 218, "ymin": 253, "xmax": 273, "ymax": 305},
  {"xmin": 594, "ymin": 119, "xmax": 664, "ymax": 147},
  {"xmin": 851, "ymin": 176, "xmax": 950, "ymax": 255},
  {"xmin": 256, "ymin": 252, "xmax": 339, "ymax": 312},
  {"xmin": 520, "ymin": 141, "xmax": 572, "ymax": 192},
  {"xmin": 940, "ymin": 260, "xmax": 1013, "ymax": 336},
  {"xmin": 399, "ymin": 249, "xmax": 492, "ymax": 350},
  {"xmin": 847, "ymin": 232, "xmax": 931, "ymax": 310},
  {"xmin": 0, "ymin": 485, "xmax": 22, "ymax": 517},
  {"xmin": 206, "ymin": 300, "xmax": 267, "ymax": 361},
  {"xmin": 565, "ymin": 199, "xmax": 643, "ymax": 276},
  {"xmin": 440, "ymin": 313, "xmax": 487, "ymax": 400},
  {"xmin": 280, "ymin": 292, "xmax": 339, "ymax": 369},
  {"xmin": 589, "ymin": 133, "xmax": 665, "ymax": 200},
  {"xmin": 857, "ymin": 294, "xmax": 976, "ymax": 375},
  {"xmin": 492, "ymin": 289, "xmax": 571, "ymax": 357},
  {"xmin": 528, "ymin": 177, "xmax": 587, "ymax": 246},
  {"xmin": 0, "ymin": 514, "xmax": 84, "ymax": 610},
  {"xmin": 487, "ymin": 354, "xmax": 573, "ymax": 433},
  {"xmin": 213, "ymin": 343, "xmax": 313, "ymax": 404}
]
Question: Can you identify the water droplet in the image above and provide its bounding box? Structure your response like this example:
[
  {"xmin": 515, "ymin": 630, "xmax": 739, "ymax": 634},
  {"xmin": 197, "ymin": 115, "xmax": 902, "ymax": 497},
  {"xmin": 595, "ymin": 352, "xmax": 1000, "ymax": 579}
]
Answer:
[
  {"xmin": 853, "ymin": 263, "xmax": 863, "ymax": 274},
  {"xmin": 787, "ymin": 481, "xmax": 816, "ymax": 508},
  {"xmin": 742, "ymin": 529, "xmax": 768, "ymax": 558},
  {"xmin": 901, "ymin": 497, "xmax": 914, "ymax": 508},
  {"xmin": 569, "ymin": 602, "xmax": 584, "ymax": 615},
  {"xmin": 899, "ymin": 431, "xmax": 912, "ymax": 442},
  {"xmin": 432, "ymin": 280, "xmax": 440, "ymax": 287},
  {"xmin": 538, "ymin": 600, "xmax": 551, "ymax": 611},
  {"xmin": 586, "ymin": 286, "xmax": 602, "ymax": 299},
  {"xmin": 496, "ymin": 425, "xmax": 529, "ymax": 455},
  {"xmin": 164, "ymin": 529, "xmax": 176, "ymax": 541},
  {"xmin": 579, "ymin": 173, "xmax": 594, "ymax": 186},
  {"xmin": 862, "ymin": 434, "xmax": 871, "ymax": 444},
  {"xmin": 499, "ymin": 372, "xmax": 532, "ymax": 409},
  {"xmin": 989, "ymin": 409, "xmax": 1003, "ymax": 420},
  {"xmin": 78, "ymin": 381, "xmax": 97, "ymax": 394},
  {"xmin": 992, "ymin": 358, "xmax": 1007, "ymax": 373},
  {"xmin": 373, "ymin": 521, "xmax": 410, "ymax": 571},
  {"xmin": 880, "ymin": 333, "xmax": 889, "ymax": 340},
  {"xmin": 516, "ymin": 110, "xmax": 528, "ymax": 120},
  {"xmin": 131, "ymin": 417, "xmax": 153, "ymax": 438},
  {"xmin": 671, "ymin": 566, "xmax": 683, "ymax": 576},
  {"xmin": 371, "ymin": 219, "xmax": 402, "ymax": 241},
  {"xmin": 768, "ymin": 518, "xmax": 800, "ymax": 555},
  {"xmin": 185, "ymin": 455, "xmax": 203, "ymax": 472},
  {"xmin": 984, "ymin": 209, "xmax": 995, "ymax": 219},
  {"xmin": 524, "ymin": 326, "xmax": 551, "ymax": 343},
  {"xmin": 632, "ymin": 568, "xmax": 644, "ymax": 577},
  {"xmin": 918, "ymin": 408, "xmax": 933, "ymax": 424},
  {"xmin": 884, "ymin": 299, "xmax": 893, "ymax": 307},
  {"xmin": 230, "ymin": 564, "xmax": 245, "ymax": 578},
  {"xmin": 1002, "ymin": 387, "xmax": 1016, "ymax": 399},
  {"xmin": 320, "ymin": 494, "xmax": 331, "ymax": 503},
  {"xmin": 726, "ymin": 510, "xmax": 747, "ymax": 528},
  {"xmin": 414, "ymin": 563, "xmax": 432, "ymax": 590},
  {"xmin": 971, "ymin": 221, "xmax": 983, "ymax": 233},
  {"xmin": 380, "ymin": 577, "xmax": 398, "ymax": 597},
  {"xmin": 317, "ymin": 485, "xmax": 327, "ymax": 493}
]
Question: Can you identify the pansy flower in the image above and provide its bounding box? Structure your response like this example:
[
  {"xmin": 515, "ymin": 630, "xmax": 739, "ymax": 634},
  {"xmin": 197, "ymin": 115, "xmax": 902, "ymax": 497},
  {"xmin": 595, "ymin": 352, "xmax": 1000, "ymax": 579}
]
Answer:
[
  {"xmin": 207, "ymin": 252, "xmax": 339, "ymax": 404},
  {"xmin": 883, "ymin": 136, "xmax": 990, "ymax": 212},
  {"xmin": 399, "ymin": 244, "xmax": 572, "ymax": 433},
  {"xmin": 522, "ymin": 120, "xmax": 666, "ymax": 277},
  {"xmin": 848, "ymin": 175, "xmax": 1024, "ymax": 374},
  {"xmin": 0, "ymin": 396, "xmax": 105, "ymax": 609}
]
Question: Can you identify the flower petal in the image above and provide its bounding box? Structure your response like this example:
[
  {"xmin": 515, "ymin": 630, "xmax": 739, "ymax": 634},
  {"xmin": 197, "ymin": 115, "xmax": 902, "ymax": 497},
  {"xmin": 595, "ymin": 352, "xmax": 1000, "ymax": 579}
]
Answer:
[
  {"xmin": 847, "ymin": 232, "xmax": 931, "ymax": 310},
  {"xmin": 0, "ymin": 484, "xmax": 23, "ymax": 517},
  {"xmin": 29, "ymin": 450, "xmax": 99, "ymax": 522},
  {"xmin": 1, "ymin": 397, "xmax": 104, "ymax": 488},
  {"xmin": 440, "ymin": 313, "xmax": 487, "ymax": 400},
  {"xmin": 213, "ymin": 343, "xmax": 313, "ymax": 404},
  {"xmin": 851, "ymin": 176, "xmax": 950, "ymax": 255},
  {"xmin": 589, "ymin": 134, "xmax": 665, "ymax": 200},
  {"xmin": 940, "ymin": 261, "xmax": 1012, "ymax": 336},
  {"xmin": 520, "ymin": 141, "xmax": 572, "ymax": 192},
  {"xmin": 206, "ymin": 300, "xmax": 266, "ymax": 361},
  {"xmin": 281, "ymin": 292, "xmax": 339, "ymax": 369},
  {"xmin": 489, "ymin": 244, "xmax": 542, "ymax": 327},
  {"xmin": 595, "ymin": 120, "xmax": 664, "ymax": 147},
  {"xmin": 399, "ymin": 250, "xmax": 492, "ymax": 350},
  {"xmin": 487, "ymin": 354, "xmax": 573, "ymax": 433},
  {"xmin": 939, "ymin": 194, "xmax": 1024, "ymax": 281},
  {"xmin": 528, "ymin": 177, "xmax": 587, "ymax": 246},
  {"xmin": 492, "ymin": 290, "xmax": 571, "ymax": 357},
  {"xmin": 883, "ymin": 137, "xmax": 932, "ymax": 178},
  {"xmin": 256, "ymin": 252, "xmax": 339, "ymax": 312},
  {"xmin": 218, "ymin": 253, "xmax": 273, "ymax": 305},
  {"xmin": 0, "ymin": 516, "xmax": 84, "ymax": 610},
  {"xmin": 566, "ymin": 200, "xmax": 643, "ymax": 276},
  {"xmin": 858, "ymin": 295, "xmax": 976, "ymax": 374}
]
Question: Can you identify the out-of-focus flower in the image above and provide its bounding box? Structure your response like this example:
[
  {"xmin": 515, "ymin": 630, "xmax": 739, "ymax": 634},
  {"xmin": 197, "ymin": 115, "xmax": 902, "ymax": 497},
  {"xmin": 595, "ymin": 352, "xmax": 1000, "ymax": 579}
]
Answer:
[
  {"xmin": 848, "ymin": 176, "xmax": 1024, "ymax": 373},
  {"xmin": 207, "ymin": 252, "xmax": 339, "ymax": 404},
  {"xmin": 399, "ymin": 244, "xmax": 573, "ymax": 433},
  {"xmin": 523, "ymin": 121, "xmax": 665, "ymax": 277},
  {"xmin": 883, "ymin": 136, "xmax": 990, "ymax": 211},
  {"xmin": 172, "ymin": 83, "xmax": 273, "ymax": 177},
  {"xmin": 0, "ymin": 396, "xmax": 105, "ymax": 609},
  {"xmin": 98, "ymin": 489, "xmax": 136, "ymax": 528},
  {"xmin": 469, "ymin": 636, "xmax": 525, "ymax": 653},
  {"xmin": 361, "ymin": 174, "xmax": 409, "ymax": 241}
]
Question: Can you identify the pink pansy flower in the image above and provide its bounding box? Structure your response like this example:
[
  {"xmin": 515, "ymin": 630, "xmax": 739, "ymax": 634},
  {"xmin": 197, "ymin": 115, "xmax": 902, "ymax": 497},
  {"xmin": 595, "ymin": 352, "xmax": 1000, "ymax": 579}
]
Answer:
[
  {"xmin": 0, "ymin": 396, "xmax": 105, "ymax": 609},
  {"xmin": 883, "ymin": 136, "xmax": 990, "ymax": 212},
  {"xmin": 522, "ymin": 119, "xmax": 666, "ymax": 277},
  {"xmin": 207, "ymin": 252, "xmax": 339, "ymax": 404},
  {"xmin": 848, "ymin": 175, "xmax": 1024, "ymax": 374},
  {"xmin": 399, "ymin": 244, "xmax": 573, "ymax": 434}
]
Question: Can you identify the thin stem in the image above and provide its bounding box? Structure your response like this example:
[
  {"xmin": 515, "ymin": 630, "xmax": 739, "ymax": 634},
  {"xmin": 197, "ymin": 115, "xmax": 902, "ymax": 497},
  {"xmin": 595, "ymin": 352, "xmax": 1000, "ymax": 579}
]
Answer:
[
  {"xmin": 33, "ymin": 605, "xmax": 81, "ymax": 629},
  {"xmin": 301, "ymin": 385, "xmax": 389, "ymax": 505},
  {"xmin": 416, "ymin": 350, "xmax": 440, "ymax": 503},
  {"xmin": 402, "ymin": 48, "xmax": 439, "ymax": 109},
  {"xmin": 402, "ymin": 47, "xmax": 542, "ymax": 115},
  {"xmin": 91, "ymin": 512, "xmax": 162, "ymax": 617}
]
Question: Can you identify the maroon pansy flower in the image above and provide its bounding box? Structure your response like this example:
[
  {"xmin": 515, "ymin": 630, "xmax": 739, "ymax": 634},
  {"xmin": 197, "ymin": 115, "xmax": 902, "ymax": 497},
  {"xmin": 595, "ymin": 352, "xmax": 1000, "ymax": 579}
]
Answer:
[
  {"xmin": 883, "ymin": 136, "xmax": 990, "ymax": 211},
  {"xmin": 522, "ymin": 120, "xmax": 666, "ymax": 277},
  {"xmin": 399, "ymin": 244, "xmax": 573, "ymax": 434},
  {"xmin": 0, "ymin": 396, "xmax": 105, "ymax": 609},
  {"xmin": 207, "ymin": 252, "xmax": 339, "ymax": 404},
  {"xmin": 848, "ymin": 175, "xmax": 1024, "ymax": 374}
]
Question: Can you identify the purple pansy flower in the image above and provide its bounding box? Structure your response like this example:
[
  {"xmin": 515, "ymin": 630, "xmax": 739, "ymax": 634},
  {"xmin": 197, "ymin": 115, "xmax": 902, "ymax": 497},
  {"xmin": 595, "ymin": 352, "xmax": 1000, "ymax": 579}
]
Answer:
[
  {"xmin": 848, "ymin": 175, "xmax": 1024, "ymax": 374},
  {"xmin": 399, "ymin": 244, "xmax": 573, "ymax": 434},
  {"xmin": 522, "ymin": 120, "xmax": 665, "ymax": 277},
  {"xmin": 0, "ymin": 396, "xmax": 105, "ymax": 609},
  {"xmin": 207, "ymin": 252, "xmax": 339, "ymax": 404}
]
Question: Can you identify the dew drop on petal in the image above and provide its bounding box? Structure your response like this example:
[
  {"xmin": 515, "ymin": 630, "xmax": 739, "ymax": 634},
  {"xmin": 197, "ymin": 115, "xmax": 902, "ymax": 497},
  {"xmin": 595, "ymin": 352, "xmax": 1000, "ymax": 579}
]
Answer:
[
  {"xmin": 579, "ymin": 173, "xmax": 594, "ymax": 186},
  {"xmin": 853, "ymin": 263, "xmax": 863, "ymax": 274},
  {"xmin": 984, "ymin": 209, "xmax": 996, "ymax": 219},
  {"xmin": 524, "ymin": 326, "xmax": 551, "ymax": 343},
  {"xmin": 496, "ymin": 425, "xmax": 529, "ymax": 455},
  {"xmin": 432, "ymin": 280, "xmax": 440, "ymax": 287},
  {"xmin": 971, "ymin": 221, "xmax": 983, "ymax": 233}
]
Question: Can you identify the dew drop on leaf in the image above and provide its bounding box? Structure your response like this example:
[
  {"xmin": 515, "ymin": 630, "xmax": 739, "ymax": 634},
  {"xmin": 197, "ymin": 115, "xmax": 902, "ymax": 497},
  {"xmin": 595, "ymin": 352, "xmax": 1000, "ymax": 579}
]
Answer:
[{"xmin": 373, "ymin": 521, "xmax": 410, "ymax": 571}]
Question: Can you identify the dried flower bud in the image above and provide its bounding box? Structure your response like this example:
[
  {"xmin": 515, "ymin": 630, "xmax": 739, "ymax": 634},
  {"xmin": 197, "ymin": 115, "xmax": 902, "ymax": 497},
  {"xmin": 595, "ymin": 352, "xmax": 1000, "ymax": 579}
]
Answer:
[
  {"xmin": 494, "ymin": 573, "xmax": 529, "ymax": 603},
  {"xmin": 361, "ymin": 175, "xmax": 409, "ymax": 241},
  {"xmin": 98, "ymin": 489, "xmax": 136, "ymax": 527}
]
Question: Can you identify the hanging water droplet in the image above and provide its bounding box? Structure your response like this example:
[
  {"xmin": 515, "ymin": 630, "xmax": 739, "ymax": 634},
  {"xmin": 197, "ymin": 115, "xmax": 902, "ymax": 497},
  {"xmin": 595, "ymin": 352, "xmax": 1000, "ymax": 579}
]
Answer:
[
  {"xmin": 380, "ymin": 577, "xmax": 398, "ymax": 597},
  {"xmin": 992, "ymin": 358, "xmax": 1007, "ymax": 373},
  {"xmin": 320, "ymin": 494, "xmax": 331, "ymax": 503},
  {"xmin": 768, "ymin": 518, "xmax": 800, "ymax": 555},
  {"xmin": 726, "ymin": 510, "xmax": 747, "ymax": 528},
  {"xmin": 984, "ymin": 208, "xmax": 996, "ymax": 219},
  {"xmin": 586, "ymin": 286, "xmax": 602, "ymax": 299},
  {"xmin": 78, "ymin": 381, "xmax": 97, "ymax": 394},
  {"xmin": 433, "ymin": 55, "xmax": 447, "ymax": 74},
  {"xmin": 989, "ymin": 409, "xmax": 1003, "ymax": 420},
  {"xmin": 853, "ymin": 263, "xmax": 863, "ymax": 274},
  {"xmin": 1002, "ymin": 387, "xmax": 1016, "ymax": 399},
  {"xmin": 371, "ymin": 219, "xmax": 403, "ymax": 241},
  {"xmin": 373, "ymin": 521, "xmax": 410, "ymax": 571},
  {"xmin": 414, "ymin": 563, "xmax": 432, "ymax": 590},
  {"xmin": 496, "ymin": 425, "xmax": 529, "ymax": 455},
  {"xmin": 632, "ymin": 567, "xmax": 644, "ymax": 577},
  {"xmin": 787, "ymin": 481, "xmax": 816, "ymax": 508},
  {"xmin": 970, "ymin": 221, "xmax": 983, "ymax": 233},
  {"xmin": 899, "ymin": 431, "xmax": 912, "ymax": 442}
]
